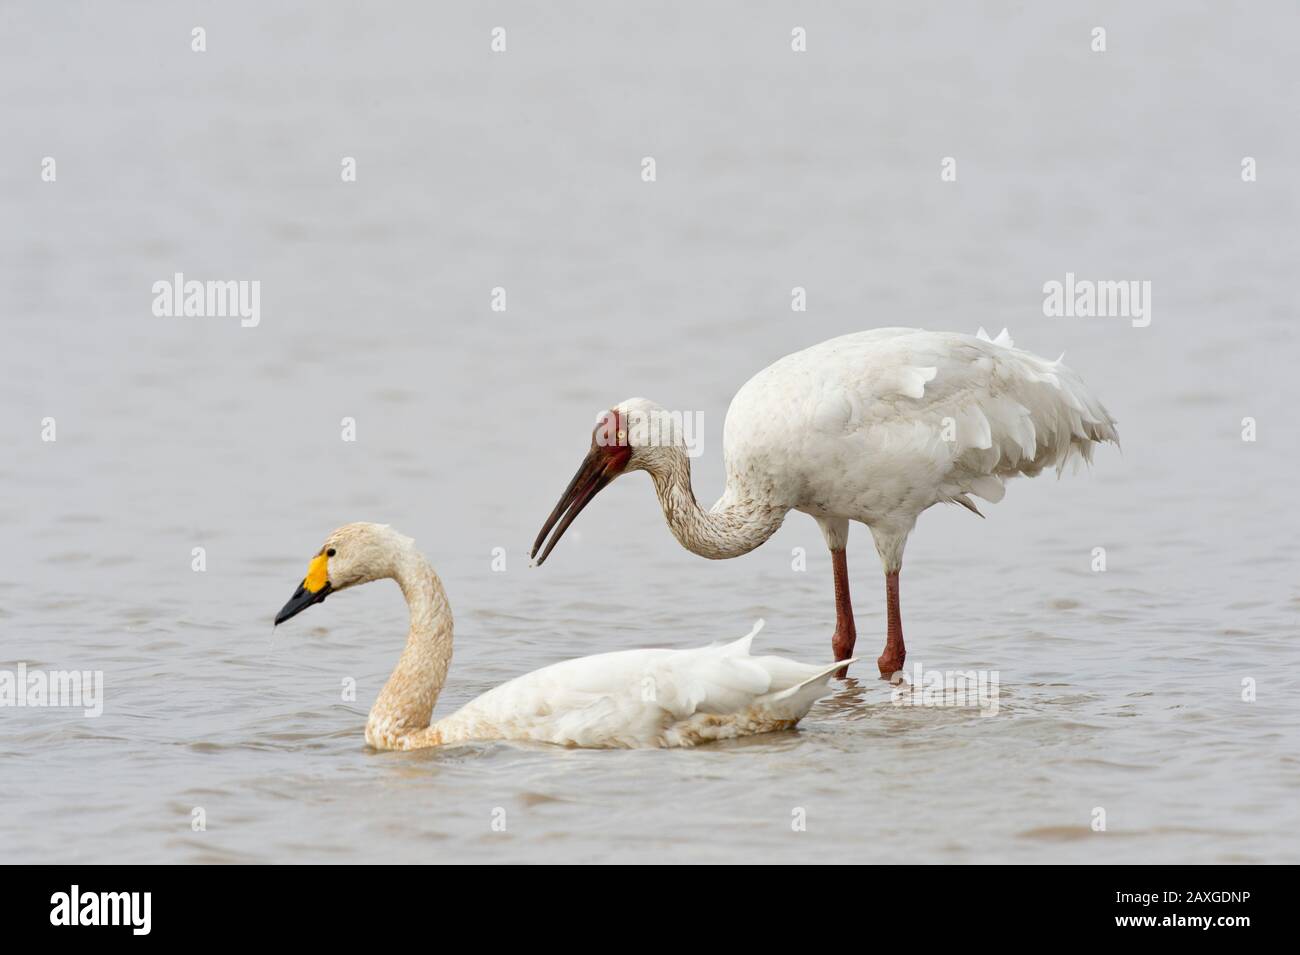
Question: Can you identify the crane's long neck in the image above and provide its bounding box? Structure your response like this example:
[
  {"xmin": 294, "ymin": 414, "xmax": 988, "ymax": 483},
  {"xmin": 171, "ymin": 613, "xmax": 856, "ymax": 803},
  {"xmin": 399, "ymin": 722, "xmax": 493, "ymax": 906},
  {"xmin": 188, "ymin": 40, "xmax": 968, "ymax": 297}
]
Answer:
[
  {"xmin": 648, "ymin": 448, "xmax": 786, "ymax": 559},
  {"xmin": 364, "ymin": 544, "xmax": 453, "ymax": 751}
]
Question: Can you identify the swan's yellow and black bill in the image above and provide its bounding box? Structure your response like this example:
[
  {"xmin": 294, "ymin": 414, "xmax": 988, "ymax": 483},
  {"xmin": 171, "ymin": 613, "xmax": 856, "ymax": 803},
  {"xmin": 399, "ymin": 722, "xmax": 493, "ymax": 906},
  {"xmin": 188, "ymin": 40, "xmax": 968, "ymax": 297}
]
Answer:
[{"xmin": 274, "ymin": 553, "xmax": 332, "ymax": 626}]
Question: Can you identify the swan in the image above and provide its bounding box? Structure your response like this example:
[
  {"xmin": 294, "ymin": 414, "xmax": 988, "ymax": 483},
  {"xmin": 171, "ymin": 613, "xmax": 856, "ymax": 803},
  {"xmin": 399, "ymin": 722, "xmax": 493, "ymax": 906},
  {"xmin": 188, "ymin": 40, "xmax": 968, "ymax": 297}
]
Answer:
[
  {"xmin": 531, "ymin": 327, "xmax": 1119, "ymax": 679},
  {"xmin": 272, "ymin": 522, "xmax": 854, "ymax": 750}
]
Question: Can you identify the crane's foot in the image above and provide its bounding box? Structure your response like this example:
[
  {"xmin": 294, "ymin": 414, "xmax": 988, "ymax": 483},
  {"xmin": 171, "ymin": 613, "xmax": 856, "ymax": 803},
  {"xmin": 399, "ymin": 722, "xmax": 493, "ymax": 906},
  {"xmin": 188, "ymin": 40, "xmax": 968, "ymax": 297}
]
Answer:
[
  {"xmin": 877, "ymin": 648, "xmax": 905, "ymax": 682},
  {"xmin": 832, "ymin": 628, "xmax": 855, "ymax": 679}
]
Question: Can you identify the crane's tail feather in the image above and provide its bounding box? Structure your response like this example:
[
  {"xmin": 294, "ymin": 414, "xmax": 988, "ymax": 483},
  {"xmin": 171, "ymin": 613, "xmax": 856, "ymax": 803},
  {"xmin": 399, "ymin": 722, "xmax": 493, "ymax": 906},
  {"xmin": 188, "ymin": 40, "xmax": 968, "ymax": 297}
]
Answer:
[{"xmin": 943, "ymin": 330, "xmax": 1119, "ymax": 503}]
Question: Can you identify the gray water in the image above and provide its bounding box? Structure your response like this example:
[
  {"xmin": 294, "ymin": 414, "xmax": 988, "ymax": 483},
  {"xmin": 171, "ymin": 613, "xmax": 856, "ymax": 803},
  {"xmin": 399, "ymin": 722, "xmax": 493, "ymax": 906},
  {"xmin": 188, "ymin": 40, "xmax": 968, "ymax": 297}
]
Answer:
[{"xmin": 3, "ymin": 2, "xmax": 1298, "ymax": 864}]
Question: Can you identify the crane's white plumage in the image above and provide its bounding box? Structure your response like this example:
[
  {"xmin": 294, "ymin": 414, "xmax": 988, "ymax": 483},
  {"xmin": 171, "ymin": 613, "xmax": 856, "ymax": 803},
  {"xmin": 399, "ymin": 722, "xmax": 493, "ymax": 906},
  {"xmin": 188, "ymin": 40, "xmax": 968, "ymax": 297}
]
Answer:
[{"xmin": 718, "ymin": 327, "xmax": 1119, "ymax": 568}]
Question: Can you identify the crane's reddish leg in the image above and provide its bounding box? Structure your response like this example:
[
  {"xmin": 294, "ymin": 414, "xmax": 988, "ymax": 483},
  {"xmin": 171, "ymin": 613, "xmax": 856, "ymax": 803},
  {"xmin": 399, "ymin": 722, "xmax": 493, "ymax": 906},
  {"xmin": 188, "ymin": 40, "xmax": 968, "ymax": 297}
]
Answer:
[
  {"xmin": 831, "ymin": 548, "xmax": 856, "ymax": 678},
  {"xmin": 877, "ymin": 571, "xmax": 906, "ymax": 680}
]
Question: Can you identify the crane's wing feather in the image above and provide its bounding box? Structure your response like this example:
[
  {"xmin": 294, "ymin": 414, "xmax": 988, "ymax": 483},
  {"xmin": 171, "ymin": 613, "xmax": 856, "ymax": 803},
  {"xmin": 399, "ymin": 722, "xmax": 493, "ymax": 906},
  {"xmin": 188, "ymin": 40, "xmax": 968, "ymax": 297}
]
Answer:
[
  {"xmin": 729, "ymin": 327, "xmax": 1118, "ymax": 511},
  {"xmin": 874, "ymin": 328, "xmax": 1120, "ymax": 504}
]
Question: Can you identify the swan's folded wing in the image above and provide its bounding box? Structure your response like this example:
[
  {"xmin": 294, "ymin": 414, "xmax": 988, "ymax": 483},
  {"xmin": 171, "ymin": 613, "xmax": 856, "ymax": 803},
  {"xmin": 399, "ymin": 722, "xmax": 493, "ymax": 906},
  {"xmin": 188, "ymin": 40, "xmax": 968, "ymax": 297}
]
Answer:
[
  {"xmin": 439, "ymin": 632, "xmax": 837, "ymax": 747},
  {"xmin": 517, "ymin": 643, "xmax": 778, "ymax": 747},
  {"xmin": 649, "ymin": 641, "xmax": 778, "ymax": 717},
  {"xmin": 452, "ymin": 638, "xmax": 766, "ymax": 719}
]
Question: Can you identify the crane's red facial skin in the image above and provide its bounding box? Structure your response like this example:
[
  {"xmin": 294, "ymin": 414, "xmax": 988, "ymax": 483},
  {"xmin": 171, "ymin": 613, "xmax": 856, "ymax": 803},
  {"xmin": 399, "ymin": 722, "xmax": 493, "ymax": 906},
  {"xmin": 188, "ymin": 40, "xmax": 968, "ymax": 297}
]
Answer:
[
  {"xmin": 592, "ymin": 408, "xmax": 635, "ymax": 466},
  {"xmin": 593, "ymin": 407, "xmax": 621, "ymax": 450},
  {"xmin": 531, "ymin": 409, "xmax": 633, "ymax": 566}
]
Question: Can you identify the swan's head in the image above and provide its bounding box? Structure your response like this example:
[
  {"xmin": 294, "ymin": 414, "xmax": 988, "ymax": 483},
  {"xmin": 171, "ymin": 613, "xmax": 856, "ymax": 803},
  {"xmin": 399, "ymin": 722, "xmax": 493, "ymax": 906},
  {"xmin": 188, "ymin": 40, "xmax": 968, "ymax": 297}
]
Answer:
[
  {"xmin": 531, "ymin": 397, "xmax": 686, "ymax": 565},
  {"xmin": 273, "ymin": 522, "xmax": 409, "ymax": 626}
]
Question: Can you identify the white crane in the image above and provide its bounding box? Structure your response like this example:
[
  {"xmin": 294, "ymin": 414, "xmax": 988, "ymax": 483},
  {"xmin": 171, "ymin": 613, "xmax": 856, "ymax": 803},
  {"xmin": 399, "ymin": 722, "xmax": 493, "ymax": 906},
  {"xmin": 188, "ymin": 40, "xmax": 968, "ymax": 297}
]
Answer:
[{"xmin": 531, "ymin": 327, "xmax": 1119, "ymax": 679}]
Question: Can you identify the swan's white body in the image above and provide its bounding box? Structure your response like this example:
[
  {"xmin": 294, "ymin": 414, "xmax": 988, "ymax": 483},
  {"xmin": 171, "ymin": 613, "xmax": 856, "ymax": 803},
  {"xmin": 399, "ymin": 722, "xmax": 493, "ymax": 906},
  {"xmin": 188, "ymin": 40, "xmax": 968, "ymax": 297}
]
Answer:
[
  {"xmin": 275, "ymin": 524, "xmax": 850, "ymax": 751},
  {"xmin": 432, "ymin": 621, "xmax": 848, "ymax": 749}
]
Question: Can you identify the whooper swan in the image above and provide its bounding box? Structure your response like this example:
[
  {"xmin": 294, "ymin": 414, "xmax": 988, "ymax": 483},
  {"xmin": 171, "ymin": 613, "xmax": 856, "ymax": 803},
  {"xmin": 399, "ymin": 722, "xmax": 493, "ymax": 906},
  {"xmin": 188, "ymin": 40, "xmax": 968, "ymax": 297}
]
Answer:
[{"xmin": 273, "ymin": 522, "xmax": 853, "ymax": 750}]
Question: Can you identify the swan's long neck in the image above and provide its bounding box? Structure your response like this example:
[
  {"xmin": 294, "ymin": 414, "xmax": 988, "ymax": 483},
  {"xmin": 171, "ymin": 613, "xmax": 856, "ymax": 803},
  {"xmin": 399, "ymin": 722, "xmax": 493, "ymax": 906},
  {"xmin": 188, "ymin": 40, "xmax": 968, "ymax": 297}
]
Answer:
[
  {"xmin": 647, "ymin": 448, "xmax": 786, "ymax": 560},
  {"xmin": 364, "ymin": 544, "xmax": 453, "ymax": 750}
]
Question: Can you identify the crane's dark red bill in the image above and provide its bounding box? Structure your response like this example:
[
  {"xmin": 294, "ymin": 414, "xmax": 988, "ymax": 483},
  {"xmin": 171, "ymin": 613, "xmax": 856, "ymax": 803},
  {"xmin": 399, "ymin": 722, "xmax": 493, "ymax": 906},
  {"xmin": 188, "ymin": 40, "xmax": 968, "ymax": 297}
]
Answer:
[{"xmin": 531, "ymin": 444, "xmax": 631, "ymax": 565}]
